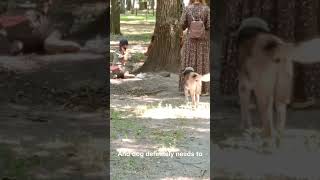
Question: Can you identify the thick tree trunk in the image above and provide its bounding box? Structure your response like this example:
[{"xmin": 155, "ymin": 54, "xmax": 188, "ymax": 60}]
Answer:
[
  {"xmin": 111, "ymin": 0, "xmax": 121, "ymax": 35},
  {"xmin": 212, "ymin": 0, "xmax": 225, "ymax": 102},
  {"xmin": 294, "ymin": 0, "xmax": 320, "ymax": 98},
  {"xmin": 138, "ymin": 0, "xmax": 182, "ymax": 73}
]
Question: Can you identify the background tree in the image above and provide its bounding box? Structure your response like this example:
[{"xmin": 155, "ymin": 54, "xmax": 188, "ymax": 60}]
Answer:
[
  {"xmin": 150, "ymin": 0, "xmax": 155, "ymax": 16},
  {"xmin": 126, "ymin": 0, "xmax": 131, "ymax": 10},
  {"xmin": 120, "ymin": 0, "xmax": 125, "ymax": 14},
  {"xmin": 131, "ymin": 0, "xmax": 136, "ymax": 14},
  {"xmin": 138, "ymin": 0, "xmax": 182, "ymax": 73},
  {"xmin": 111, "ymin": 0, "xmax": 121, "ymax": 34}
]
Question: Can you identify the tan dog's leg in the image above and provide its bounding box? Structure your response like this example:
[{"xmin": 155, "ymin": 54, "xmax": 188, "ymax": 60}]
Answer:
[
  {"xmin": 184, "ymin": 88, "xmax": 189, "ymax": 103},
  {"xmin": 191, "ymin": 93, "xmax": 196, "ymax": 108},
  {"xmin": 275, "ymin": 102, "xmax": 286, "ymax": 137},
  {"xmin": 239, "ymin": 79, "xmax": 252, "ymax": 129},
  {"xmin": 196, "ymin": 94, "xmax": 200, "ymax": 108},
  {"xmin": 256, "ymin": 94, "xmax": 274, "ymax": 138}
]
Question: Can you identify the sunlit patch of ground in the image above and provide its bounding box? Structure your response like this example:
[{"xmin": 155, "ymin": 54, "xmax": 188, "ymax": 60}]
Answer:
[
  {"xmin": 135, "ymin": 102, "xmax": 210, "ymax": 120},
  {"xmin": 214, "ymin": 129, "xmax": 320, "ymax": 179},
  {"xmin": 110, "ymin": 95, "xmax": 210, "ymax": 179}
]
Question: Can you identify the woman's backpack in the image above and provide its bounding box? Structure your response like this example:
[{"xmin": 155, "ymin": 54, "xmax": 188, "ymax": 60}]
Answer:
[{"xmin": 189, "ymin": 6, "xmax": 205, "ymax": 39}]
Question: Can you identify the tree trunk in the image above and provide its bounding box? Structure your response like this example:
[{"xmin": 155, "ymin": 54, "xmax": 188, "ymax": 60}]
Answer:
[
  {"xmin": 138, "ymin": 0, "xmax": 182, "ymax": 73},
  {"xmin": 294, "ymin": 0, "xmax": 320, "ymax": 98},
  {"xmin": 212, "ymin": 0, "xmax": 225, "ymax": 102},
  {"xmin": 152, "ymin": 0, "xmax": 155, "ymax": 16},
  {"xmin": 131, "ymin": 0, "xmax": 135, "ymax": 14},
  {"xmin": 126, "ymin": 0, "xmax": 131, "ymax": 10},
  {"xmin": 120, "ymin": 0, "xmax": 126, "ymax": 14},
  {"xmin": 111, "ymin": 0, "xmax": 121, "ymax": 35}
]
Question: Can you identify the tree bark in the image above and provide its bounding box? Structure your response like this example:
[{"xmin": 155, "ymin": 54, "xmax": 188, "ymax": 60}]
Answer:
[
  {"xmin": 111, "ymin": 0, "xmax": 121, "ymax": 35},
  {"xmin": 137, "ymin": 0, "xmax": 182, "ymax": 73},
  {"xmin": 120, "ymin": 0, "xmax": 126, "ymax": 14},
  {"xmin": 131, "ymin": 0, "xmax": 135, "ymax": 14},
  {"xmin": 212, "ymin": 0, "xmax": 225, "ymax": 102},
  {"xmin": 294, "ymin": 0, "xmax": 320, "ymax": 98},
  {"xmin": 126, "ymin": 0, "xmax": 131, "ymax": 10},
  {"xmin": 151, "ymin": 0, "xmax": 155, "ymax": 16}
]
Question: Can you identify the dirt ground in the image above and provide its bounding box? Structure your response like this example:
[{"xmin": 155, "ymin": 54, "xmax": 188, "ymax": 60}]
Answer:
[
  {"xmin": 110, "ymin": 73, "xmax": 210, "ymax": 180},
  {"xmin": 0, "ymin": 53, "xmax": 107, "ymax": 179},
  {"xmin": 213, "ymin": 100, "xmax": 320, "ymax": 179}
]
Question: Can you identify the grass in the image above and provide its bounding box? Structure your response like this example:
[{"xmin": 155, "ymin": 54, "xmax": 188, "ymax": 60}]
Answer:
[
  {"xmin": 111, "ymin": 33, "xmax": 153, "ymax": 44},
  {"xmin": 111, "ymin": 150, "xmax": 149, "ymax": 180},
  {"xmin": 131, "ymin": 52, "xmax": 145, "ymax": 63},
  {"xmin": 110, "ymin": 109, "xmax": 147, "ymax": 140},
  {"xmin": 120, "ymin": 10, "xmax": 156, "ymax": 23},
  {"xmin": 151, "ymin": 129, "xmax": 184, "ymax": 147},
  {"xmin": 0, "ymin": 145, "xmax": 40, "ymax": 179},
  {"xmin": 111, "ymin": 107, "xmax": 185, "ymax": 148},
  {"xmin": 111, "ymin": 10, "xmax": 155, "ymax": 44},
  {"xmin": 110, "ymin": 110, "xmax": 185, "ymax": 179}
]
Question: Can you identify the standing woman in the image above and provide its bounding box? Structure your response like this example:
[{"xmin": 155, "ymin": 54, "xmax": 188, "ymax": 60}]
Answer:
[{"xmin": 179, "ymin": 0, "xmax": 210, "ymax": 95}]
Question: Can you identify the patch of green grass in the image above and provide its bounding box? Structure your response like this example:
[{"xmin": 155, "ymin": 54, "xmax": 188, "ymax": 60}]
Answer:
[
  {"xmin": 0, "ymin": 145, "xmax": 40, "ymax": 179},
  {"xmin": 131, "ymin": 53, "xmax": 145, "ymax": 63},
  {"xmin": 111, "ymin": 106, "xmax": 186, "ymax": 147},
  {"xmin": 111, "ymin": 109, "xmax": 146, "ymax": 140},
  {"xmin": 111, "ymin": 33, "xmax": 153, "ymax": 43},
  {"xmin": 120, "ymin": 12, "xmax": 156, "ymax": 23},
  {"xmin": 111, "ymin": 151, "xmax": 147, "ymax": 179},
  {"xmin": 151, "ymin": 129, "xmax": 184, "ymax": 147}
]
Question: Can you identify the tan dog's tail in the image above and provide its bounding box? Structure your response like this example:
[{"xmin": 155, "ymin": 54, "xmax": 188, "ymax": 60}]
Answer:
[
  {"xmin": 284, "ymin": 38, "xmax": 320, "ymax": 64},
  {"xmin": 201, "ymin": 73, "xmax": 210, "ymax": 82}
]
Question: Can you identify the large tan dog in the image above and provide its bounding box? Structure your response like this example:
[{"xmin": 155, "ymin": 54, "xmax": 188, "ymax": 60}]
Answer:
[
  {"xmin": 238, "ymin": 17, "xmax": 320, "ymax": 139},
  {"xmin": 182, "ymin": 67, "xmax": 210, "ymax": 108}
]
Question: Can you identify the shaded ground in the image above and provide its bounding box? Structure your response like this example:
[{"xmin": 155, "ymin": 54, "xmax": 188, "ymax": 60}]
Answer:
[
  {"xmin": 0, "ymin": 104, "xmax": 106, "ymax": 179},
  {"xmin": 0, "ymin": 53, "xmax": 107, "ymax": 179},
  {"xmin": 213, "ymin": 101, "xmax": 320, "ymax": 179},
  {"xmin": 110, "ymin": 73, "xmax": 210, "ymax": 179}
]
